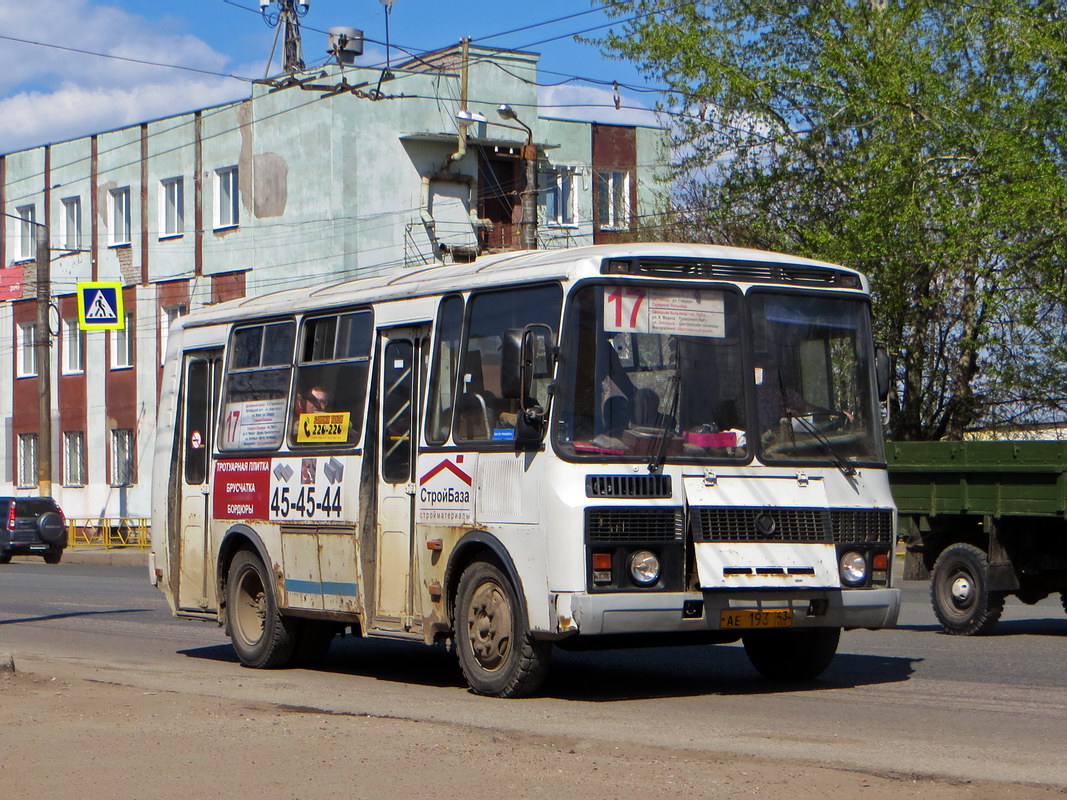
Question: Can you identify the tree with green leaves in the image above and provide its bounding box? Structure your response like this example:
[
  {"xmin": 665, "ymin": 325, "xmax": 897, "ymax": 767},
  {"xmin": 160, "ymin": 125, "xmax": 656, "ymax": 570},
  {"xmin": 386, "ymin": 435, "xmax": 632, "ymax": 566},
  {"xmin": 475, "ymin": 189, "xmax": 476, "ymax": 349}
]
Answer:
[{"xmin": 599, "ymin": 0, "xmax": 1067, "ymax": 439}]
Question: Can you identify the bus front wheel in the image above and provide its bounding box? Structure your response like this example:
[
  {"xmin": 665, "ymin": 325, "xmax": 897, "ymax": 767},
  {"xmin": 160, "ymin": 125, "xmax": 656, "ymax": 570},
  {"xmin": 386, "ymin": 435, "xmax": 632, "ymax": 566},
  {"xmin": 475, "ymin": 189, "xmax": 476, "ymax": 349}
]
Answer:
[
  {"xmin": 227, "ymin": 549, "xmax": 296, "ymax": 668},
  {"xmin": 742, "ymin": 626, "xmax": 840, "ymax": 681},
  {"xmin": 454, "ymin": 559, "xmax": 551, "ymax": 698}
]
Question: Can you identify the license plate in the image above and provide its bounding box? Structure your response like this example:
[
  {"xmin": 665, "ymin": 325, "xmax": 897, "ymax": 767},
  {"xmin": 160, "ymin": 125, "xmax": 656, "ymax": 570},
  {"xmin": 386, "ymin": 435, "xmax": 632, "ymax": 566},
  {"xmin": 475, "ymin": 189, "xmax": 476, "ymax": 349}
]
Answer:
[{"xmin": 720, "ymin": 609, "xmax": 793, "ymax": 629}]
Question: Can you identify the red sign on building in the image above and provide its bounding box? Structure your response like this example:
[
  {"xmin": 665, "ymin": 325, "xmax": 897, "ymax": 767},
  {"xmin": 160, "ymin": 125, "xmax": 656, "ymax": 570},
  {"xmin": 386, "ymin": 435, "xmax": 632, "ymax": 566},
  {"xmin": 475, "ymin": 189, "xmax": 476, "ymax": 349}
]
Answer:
[{"xmin": 0, "ymin": 267, "xmax": 22, "ymax": 301}]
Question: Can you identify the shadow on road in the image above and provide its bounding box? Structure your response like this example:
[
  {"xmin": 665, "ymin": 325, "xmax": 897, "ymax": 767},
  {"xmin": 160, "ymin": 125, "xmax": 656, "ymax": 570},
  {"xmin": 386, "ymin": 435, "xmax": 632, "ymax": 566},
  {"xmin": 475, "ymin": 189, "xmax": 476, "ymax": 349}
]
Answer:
[
  {"xmin": 179, "ymin": 636, "xmax": 919, "ymax": 701},
  {"xmin": 0, "ymin": 609, "xmax": 150, "ymax": 626},
  {"xmin": 897, "ymin": 619, "xmax": 1067, "ymax": 637}
]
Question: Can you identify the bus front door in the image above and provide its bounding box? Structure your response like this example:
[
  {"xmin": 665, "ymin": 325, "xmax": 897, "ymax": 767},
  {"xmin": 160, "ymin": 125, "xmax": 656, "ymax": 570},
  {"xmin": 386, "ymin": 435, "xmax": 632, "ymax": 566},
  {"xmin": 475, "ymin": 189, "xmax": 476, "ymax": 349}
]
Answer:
[
  {"xmin": 372, "ymin": 327, "xmax": 426, "ymax": 633},
  {"xmin": 177, "ymin": 349, "xmax": 222, "ymax": 613}
]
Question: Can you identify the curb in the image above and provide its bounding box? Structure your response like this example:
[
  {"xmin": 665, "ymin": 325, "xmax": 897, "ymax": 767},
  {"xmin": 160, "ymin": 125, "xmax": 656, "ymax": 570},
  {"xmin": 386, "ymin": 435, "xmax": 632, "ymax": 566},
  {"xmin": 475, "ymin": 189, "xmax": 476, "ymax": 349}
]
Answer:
[{"xmin": 10, "ymin": 550, "xmax": 148, "ymax": 567}]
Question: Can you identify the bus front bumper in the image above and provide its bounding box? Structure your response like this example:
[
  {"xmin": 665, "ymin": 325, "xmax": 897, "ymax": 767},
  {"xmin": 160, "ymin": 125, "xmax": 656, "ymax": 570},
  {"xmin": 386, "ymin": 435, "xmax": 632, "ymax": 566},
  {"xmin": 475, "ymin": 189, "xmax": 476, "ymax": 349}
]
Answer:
[{"xmin": 560, "ymin": 587, "xmax": 900, "ymax": 636}]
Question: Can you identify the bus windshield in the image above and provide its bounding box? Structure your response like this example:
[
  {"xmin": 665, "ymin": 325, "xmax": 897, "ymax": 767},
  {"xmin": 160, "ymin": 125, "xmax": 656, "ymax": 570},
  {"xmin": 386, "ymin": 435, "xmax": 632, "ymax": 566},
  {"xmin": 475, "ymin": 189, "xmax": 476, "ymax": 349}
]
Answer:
[{"xmin": 554, "ymin": 283, "xmax": 882, "ymax": 466}]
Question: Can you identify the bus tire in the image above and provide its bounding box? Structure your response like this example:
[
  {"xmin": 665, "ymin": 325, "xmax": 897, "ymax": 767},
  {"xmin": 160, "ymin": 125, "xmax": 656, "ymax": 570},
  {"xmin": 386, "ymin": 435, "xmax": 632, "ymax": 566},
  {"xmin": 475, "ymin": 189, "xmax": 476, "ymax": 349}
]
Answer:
[
  {"xmin": 930, "ymin": 543, "xmax": 1004, "ymax": 635},
  {"xmin": 742, "ymin": 627, "xmax": 840, "ymax": 681},
  {"xmin": 454, "ymin": 559, "xmax": 551, "ymax": 698},
  {"xmin": 226, "ymin": 549, "xmax": 296, "ymax": 668}
]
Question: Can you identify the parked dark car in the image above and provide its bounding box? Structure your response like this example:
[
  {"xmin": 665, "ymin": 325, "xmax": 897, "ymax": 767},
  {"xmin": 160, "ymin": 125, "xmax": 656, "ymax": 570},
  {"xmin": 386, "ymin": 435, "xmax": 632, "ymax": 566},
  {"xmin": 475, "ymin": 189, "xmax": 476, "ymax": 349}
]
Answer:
[{"xmin": 0, "ymin": 497, "xmax": 67, "ymax": 564}]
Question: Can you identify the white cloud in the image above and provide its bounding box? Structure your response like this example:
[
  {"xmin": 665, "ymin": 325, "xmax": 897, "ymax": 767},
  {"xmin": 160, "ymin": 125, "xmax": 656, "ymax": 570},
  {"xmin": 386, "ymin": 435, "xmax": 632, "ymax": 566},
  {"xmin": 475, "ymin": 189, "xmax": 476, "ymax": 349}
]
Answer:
[
  {"xmin": 537, "ymin": 83, "xmax": 662, "ymax": 128},
  {"xmin": 0, "ymin": 0, "xmax": 251, "ymax": 153}
]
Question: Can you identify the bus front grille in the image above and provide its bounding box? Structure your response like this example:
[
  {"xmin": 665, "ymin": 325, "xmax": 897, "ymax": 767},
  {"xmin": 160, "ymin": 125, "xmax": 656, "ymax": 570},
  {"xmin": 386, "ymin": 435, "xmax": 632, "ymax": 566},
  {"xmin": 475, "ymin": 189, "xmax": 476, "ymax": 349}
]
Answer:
[
  {"xmin": 585, "ymin": 508, "xmax": 685, "ymax": 543},
  {"xmin": 693, "ymin": 507, "xmax": 893, "ymax": 544}
]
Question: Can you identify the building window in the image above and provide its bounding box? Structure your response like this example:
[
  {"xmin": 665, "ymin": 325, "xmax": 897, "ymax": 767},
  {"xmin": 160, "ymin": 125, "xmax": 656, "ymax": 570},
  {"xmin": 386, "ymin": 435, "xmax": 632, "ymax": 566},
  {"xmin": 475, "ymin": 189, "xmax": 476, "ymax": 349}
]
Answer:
[
  {"xmin": 111, "ymin": 312, "xmax": 135, "ymax": 368},
  {"xmin": 61, "ymin": 197, "xmax": 82, "ymax": 251},
  {"xmin": 111, "ymin": 429, "xmax": 135, "ymax": 486},
  {"xmin": 596, "ymin": 169, "xmax": 631, "ymax": 231},
  {"xmin": 62, "ymin": 317, "xmax": 85, "ymax": 374},
  {"xmin": 160, "ymin": 303, "xmax": 187, "ymax": 365},
  {"xmin": 16, "ymin": 204, "xmax": 36, "ymax": 261},
  {"xmin": 215, "ymin": 166, "xmax": 239, "ymax": 229},
  {"xmin": 17, "ymin": 322, "xmax": 37, "ymax": 377},
  {"xmin": 110, "ymin": 186, "xmax": 131, "ymax": 246},
  {"xmin": 63, "ymin": 431, "xmax": 86, "ymax": 487},
  {"xmin": 160, "ymin": 177, "xmax": 184, "ymax": 238},
  {"xmin": 17, "ymin": 433, "xmax": 38, "ymax": 488},
  {"xmin": 544, "ymin": 167, "xmax": 577, "ymax": 227}
]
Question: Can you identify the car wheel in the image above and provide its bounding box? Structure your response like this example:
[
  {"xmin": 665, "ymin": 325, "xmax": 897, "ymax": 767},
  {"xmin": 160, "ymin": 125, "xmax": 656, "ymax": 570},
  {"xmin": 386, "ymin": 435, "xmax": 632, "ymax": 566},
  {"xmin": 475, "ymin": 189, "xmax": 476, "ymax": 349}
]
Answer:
[
  {"xmin": 0, "ymin": 552, "xmax": 11, "ymax": 565},
  {"xmin": 43, "ymin": 548, "xmax": 62, "ymax": 565}
]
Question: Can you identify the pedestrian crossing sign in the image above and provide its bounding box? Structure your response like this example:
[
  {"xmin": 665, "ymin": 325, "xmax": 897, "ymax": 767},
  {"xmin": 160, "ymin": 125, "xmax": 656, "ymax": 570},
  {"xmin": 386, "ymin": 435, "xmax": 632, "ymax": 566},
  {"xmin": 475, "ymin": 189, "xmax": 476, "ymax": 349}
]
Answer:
[{"xmin": 77, "ymin": 282, "xmax": 124, "ymax": 330}]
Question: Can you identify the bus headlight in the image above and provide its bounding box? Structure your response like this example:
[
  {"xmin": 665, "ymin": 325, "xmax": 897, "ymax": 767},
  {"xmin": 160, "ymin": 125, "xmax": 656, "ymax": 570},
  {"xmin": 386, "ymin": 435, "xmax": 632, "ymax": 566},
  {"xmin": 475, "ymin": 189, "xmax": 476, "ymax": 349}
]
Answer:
[
  {"xmin": 629, "ymin": 550, "xmax": 661, "ymax": 586},
  {"xmin": 840, "ymin": 551, "xmax": 867, "ymax": 586}
]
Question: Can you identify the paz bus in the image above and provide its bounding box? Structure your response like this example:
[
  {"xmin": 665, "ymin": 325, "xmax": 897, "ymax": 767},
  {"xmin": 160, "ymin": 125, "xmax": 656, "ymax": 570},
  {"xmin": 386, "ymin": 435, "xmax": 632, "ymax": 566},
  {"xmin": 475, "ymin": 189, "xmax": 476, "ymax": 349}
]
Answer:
[{"xmin": 150, "ymin": 242, "xmax": 900, "ymax": 697}]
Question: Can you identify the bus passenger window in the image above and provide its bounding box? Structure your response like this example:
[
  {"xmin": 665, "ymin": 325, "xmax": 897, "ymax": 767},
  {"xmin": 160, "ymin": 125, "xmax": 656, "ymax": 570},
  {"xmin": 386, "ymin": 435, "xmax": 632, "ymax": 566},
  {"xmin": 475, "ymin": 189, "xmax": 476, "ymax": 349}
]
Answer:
[
  {"xmin": 219, "ymin": 321, "xmax": 294, "ymax": 451},
  {"xmin": 456, "ymin": 284, "xmax": 562, "ymax": 444},
  {"xmin": 425, "ymin": 295, "xmax": 464, "ymax": 445},
  {"xmin": 290, "ymin": 310, "xmax": 373, "ymax": 447}
]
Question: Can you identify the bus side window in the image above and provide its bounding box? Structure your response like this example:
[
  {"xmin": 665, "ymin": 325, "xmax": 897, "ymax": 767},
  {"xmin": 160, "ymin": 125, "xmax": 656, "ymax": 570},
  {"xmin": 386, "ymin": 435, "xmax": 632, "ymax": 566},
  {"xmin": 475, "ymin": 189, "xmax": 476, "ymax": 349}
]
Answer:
[
  {"xmin": 456, "ymin": 284, "xmax": 562, "ymax": 444},
  {"xmin": 425, "ymin": 295, "xmax": 464, "ymax": 445},
  {"xmin": 290, "ymin": 310, "xmax": 373, "ymax": 447},
  {"xmin": 219, "ymin": 321, "xmax": 294, "ymax": 451}
]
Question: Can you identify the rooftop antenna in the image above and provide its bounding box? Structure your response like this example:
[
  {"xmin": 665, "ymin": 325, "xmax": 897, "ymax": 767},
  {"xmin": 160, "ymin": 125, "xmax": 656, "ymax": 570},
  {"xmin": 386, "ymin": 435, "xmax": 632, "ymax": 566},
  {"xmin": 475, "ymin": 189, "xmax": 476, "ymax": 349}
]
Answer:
[
  {"xmin": 373, "ymin": 0, "xmax": 398, "ymax": 98},
  {"xmin": 261, "ymin": 0, "xmax": 311, "ymax": 74}
]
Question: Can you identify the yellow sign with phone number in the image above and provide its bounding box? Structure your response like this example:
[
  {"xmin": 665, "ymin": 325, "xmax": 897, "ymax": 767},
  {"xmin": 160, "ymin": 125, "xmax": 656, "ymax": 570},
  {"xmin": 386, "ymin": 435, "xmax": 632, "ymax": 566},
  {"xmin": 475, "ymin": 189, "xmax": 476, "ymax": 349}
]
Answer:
[{"xmin": 296, "ymin": 412, "xmax": 351, "ymax": 443}]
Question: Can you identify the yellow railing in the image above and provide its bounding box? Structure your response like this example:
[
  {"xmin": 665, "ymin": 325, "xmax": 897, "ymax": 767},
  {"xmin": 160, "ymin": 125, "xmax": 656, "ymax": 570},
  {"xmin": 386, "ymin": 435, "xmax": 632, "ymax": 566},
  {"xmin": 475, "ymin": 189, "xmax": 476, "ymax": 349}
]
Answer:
[{"xmin": 67, "ymin": 518, "xmax": 150, "ymax": 550}]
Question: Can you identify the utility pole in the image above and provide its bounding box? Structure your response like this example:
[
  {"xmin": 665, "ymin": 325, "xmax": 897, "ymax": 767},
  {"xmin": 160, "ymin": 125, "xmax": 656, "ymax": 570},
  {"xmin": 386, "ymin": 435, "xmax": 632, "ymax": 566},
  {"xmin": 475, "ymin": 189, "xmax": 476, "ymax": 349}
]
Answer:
[
  {"xmin": 497, "ymin": 105, "xmax": 538, "ymax": 250},
  {"xmin": 34, "ymin": 223, "xmax": 52, "ymax": 497},
  {"xmin": 261, "ymin": 0, "xmax": 310, "ymax": 73}
]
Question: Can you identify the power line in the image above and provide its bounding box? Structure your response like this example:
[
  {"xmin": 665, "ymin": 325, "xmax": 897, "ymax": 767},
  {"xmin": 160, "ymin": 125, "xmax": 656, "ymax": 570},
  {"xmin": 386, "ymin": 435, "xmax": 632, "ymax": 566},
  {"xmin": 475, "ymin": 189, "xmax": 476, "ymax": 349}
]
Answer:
[{"xmin": 0, "ymin": 33, "xmax": 256, "ymax": 84}]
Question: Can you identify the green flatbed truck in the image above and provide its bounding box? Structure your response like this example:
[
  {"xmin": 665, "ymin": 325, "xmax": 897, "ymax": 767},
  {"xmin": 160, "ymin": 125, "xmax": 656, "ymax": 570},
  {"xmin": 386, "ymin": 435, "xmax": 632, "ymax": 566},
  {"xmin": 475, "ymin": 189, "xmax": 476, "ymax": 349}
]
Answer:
[{"xmin": 887, "ymin": 440, "xmax": 1067, "ymax": 634}]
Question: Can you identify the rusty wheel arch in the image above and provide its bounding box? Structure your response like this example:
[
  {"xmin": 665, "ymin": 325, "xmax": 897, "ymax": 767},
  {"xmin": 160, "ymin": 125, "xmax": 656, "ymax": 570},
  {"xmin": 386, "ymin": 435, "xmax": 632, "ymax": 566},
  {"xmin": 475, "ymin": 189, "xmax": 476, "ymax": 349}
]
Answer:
[
  {"xmin": 216, "ymin": 524, "xmax": 272, "ymax": 629},
  {"xmin": 443, "ymin": 530, "xmax": 526, "ymax": 635}
]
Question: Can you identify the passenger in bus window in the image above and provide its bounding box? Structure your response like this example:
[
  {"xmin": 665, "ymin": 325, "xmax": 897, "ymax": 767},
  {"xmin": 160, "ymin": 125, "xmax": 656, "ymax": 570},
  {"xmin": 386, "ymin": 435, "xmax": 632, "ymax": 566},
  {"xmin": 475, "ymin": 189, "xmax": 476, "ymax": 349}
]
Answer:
[{"xmin": 295, "ymin": 385, "xmax": 331, "ymax": 417}]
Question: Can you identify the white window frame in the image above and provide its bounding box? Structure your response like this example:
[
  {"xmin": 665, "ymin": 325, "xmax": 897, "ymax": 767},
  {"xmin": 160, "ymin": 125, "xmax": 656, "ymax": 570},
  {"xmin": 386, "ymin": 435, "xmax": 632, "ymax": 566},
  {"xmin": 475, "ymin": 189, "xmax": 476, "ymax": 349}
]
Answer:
[
  {"xmin": 159, "ymin": 177, "xmax": 184, "ymax": 239},
  {"xmin": 597, "ymin": 169, "xmax": 631, "ymax": 231},
  {"xmin": 110, "ymin": 186, "xmax": 131, "ymax": 246},
  {"xmin": 110, "ymin": 429, "xmax": 135, "ymax": 487},
  {"xmin": 160, "ymin": 303, "xmax": 187, "ymax": 366},
  {"xmin": 110, "ymin": 312, "xmax": 135, "ymax": 369},
  {"xmin": 17, "ymin": 321, "xmax": 38, "ymax": 377},
  {"xmin": 61, "ymin": 196, "xmax": 82, "ymax": 251},
  {"xmin": 63, "ymin": 431, "xmax": 86, "ymax": 487},
  {"xmin": 544, "ymin": 167, "xmax": 578, "ymax": 228},
  {"xmin": 62, "ymin": 317, "xmax": 85, "ymax": 374},
  {"xmin": 214, "ymin": 166, "xmax": 239, "ymax": 229},
  {"xmin": 17, "ymin": 433, "xmax": 38, "ymax": 488},
  {"xmin": 16, "ymin": 204, "xmax": 36, "ymax": 261}
]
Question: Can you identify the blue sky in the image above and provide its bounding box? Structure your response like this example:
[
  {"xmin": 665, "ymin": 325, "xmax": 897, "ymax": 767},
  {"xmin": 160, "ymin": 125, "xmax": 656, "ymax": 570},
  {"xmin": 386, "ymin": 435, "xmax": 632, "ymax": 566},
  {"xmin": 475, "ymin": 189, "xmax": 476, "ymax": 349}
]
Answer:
[{"xmin": 0, "ymin": 0, "xmax": 661, "ymax": 154}]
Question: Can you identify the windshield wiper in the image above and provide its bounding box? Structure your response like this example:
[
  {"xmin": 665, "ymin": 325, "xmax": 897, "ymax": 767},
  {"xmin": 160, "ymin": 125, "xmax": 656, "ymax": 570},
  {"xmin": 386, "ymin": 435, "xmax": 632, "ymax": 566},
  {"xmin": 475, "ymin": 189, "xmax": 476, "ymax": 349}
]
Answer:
[
  {"xmin": 788, "ymin": 412, "xmax": 857, "ymax": 478},
  {"xmin": 648, "ymin": 345, "xmax": 682, "ymax": 474}
]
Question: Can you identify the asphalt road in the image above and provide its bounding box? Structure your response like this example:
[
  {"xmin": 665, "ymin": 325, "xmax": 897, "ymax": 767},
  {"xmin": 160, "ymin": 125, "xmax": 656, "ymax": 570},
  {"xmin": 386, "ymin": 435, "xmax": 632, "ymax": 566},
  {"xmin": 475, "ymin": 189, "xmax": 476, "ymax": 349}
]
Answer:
[{"xmin": 3, "ymin": 561, "xmax": 1067, "ymax": 787}]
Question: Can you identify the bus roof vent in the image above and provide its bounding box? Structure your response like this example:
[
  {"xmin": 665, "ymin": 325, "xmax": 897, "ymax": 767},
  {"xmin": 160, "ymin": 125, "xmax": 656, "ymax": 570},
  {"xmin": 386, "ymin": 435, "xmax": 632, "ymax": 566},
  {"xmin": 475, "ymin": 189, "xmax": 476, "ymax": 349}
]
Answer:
[
  {"xmin": 601, "ymin": 257, "xmax": 860, "ymax": 288},
  {"xmin": 586, "ymin": 474, "xmax": 673, "ymax": 499}
]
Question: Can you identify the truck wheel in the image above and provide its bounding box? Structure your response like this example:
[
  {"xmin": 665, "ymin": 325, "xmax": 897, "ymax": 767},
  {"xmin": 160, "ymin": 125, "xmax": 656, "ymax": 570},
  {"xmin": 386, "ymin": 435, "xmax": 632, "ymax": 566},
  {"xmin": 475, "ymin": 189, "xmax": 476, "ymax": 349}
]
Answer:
[
  {"xmin": 742, "ymin": 627, "xmax": 840, "ymax": 681},
  {"xmin": 930, "ymin": 543, "xmax": 1005, "ymax": 635},
  {"xmin": 454, "ymin": 559, "xmax": 551, "ymax": 697},
  {"xmin": 226, "ymin": 549, "xmax": 296, "ymax": 668}
]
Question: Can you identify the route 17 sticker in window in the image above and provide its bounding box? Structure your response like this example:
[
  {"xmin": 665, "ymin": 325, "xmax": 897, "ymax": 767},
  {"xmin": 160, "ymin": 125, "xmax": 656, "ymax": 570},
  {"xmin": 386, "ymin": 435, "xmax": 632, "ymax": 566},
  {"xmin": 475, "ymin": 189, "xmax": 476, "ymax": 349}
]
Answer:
[{"xmin": 604, "ymin": 286, "xmax": 726, "ymax": 338}]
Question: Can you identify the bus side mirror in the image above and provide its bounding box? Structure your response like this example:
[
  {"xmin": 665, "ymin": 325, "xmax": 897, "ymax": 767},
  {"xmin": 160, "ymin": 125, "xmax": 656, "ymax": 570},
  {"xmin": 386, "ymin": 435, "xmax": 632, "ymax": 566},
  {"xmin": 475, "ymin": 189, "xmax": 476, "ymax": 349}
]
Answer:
[
  {"xmin": 502, "ymin": 325, "xmax": 555, "ymax": 446},
  {"xmin": 875, "ymin": 343, "xmax": 892, "ymax": 402}
]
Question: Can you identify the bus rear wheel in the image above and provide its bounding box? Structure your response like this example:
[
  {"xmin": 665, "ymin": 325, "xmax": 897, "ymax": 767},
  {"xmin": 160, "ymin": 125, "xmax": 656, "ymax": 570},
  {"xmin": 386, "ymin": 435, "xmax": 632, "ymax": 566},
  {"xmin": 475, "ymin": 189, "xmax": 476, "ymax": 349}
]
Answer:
[
  {"xmin": 227, "ymin": 549, "xmax": 296, "ymax": 668},
  {"xmin": 742, "ymin": 627, "xmax": 840, "ymax": 681},
  {"xmin": 454, "ymin": 559, "xmax": 551, "ymax": 698}
]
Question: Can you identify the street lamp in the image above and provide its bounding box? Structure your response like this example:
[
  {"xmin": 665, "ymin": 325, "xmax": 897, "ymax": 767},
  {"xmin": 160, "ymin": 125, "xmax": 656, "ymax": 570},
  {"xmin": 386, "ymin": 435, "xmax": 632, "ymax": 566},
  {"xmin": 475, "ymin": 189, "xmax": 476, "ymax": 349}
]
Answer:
[{"xmin": 497, "ymin": 104, "xmax": 537, "ymax": 250}]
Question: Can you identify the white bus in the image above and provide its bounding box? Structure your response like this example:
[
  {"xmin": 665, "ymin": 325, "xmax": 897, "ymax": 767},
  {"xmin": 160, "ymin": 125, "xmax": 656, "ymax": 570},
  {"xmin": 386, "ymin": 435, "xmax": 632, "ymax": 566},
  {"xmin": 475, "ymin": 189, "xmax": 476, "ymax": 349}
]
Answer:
[{"xmin": 150, "ymin": 243, "xmax": 900, "ymax": 697}]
